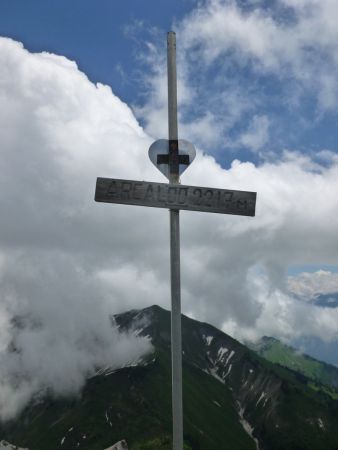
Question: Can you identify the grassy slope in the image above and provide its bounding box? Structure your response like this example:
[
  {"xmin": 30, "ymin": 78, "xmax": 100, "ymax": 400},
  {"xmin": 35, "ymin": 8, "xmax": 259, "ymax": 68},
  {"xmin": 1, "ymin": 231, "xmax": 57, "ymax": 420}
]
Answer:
[
  {"xmin": 253, "ymin": 362, "xmax": 338, "ymax": 450},
  {"xmin": 262, "ymin": 340, "xmax": 325, "ymax": 378},
  {"xmin": 0, "ymin": 349, "xmax": 256, "ymax": 450},
  {"xmin": 252, "ymin": 337, "xmax": 338, "ymax": 398},
  {"xmin": 2, "ymin": 307, "xmax": 338, "ymax": 450}
]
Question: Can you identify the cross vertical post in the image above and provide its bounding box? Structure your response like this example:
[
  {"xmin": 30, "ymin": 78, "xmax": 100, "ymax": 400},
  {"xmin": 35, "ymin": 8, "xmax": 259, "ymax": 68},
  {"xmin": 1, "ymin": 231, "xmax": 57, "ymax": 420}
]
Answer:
[
  {"xmin": 95, "ymin": 31, "xmax": 257, "ymax": 450},
  {"xmin": 167, "ymin": 31, "xmax": 183, "ymax": 450}
]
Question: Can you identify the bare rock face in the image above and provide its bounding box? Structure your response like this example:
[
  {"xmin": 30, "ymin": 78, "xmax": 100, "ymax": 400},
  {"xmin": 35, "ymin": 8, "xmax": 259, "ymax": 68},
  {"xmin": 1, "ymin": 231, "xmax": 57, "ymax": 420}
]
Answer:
[{"xmin": 104, "ymin": 440, "xmax": 128, "ymax": 450}]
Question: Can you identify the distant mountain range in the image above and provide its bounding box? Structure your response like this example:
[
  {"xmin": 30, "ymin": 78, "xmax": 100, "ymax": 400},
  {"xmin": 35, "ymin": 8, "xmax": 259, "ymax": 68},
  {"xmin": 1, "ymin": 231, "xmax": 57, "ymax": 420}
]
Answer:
[{"xmin": 1, "ymin": 305, "xmax": 338, "ymax": 450}]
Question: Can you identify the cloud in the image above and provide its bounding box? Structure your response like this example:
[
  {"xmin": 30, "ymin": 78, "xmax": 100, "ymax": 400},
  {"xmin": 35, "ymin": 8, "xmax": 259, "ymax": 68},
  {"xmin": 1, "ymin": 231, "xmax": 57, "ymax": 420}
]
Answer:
[
  {"xmin": 0, "ymin": 38, "xmax": 155, "ymax": 420},
  {"xmin": 221, "ymin": 268, "xmax": 338, "ymax": 344},
  {"xmin": 288, "ymin": 270, "xmax": 338, "ymax": 299},
  {"xmin": 237, "ymin": 115, "xmax": 270, "ymax": 152},
  {"xmin": 132, "ymin": 0, "xmax": 338, "ymax": 157},
  {"xmin": 1, "ymin": 35, "xmax": 338, "ymax": 418},
  {"xmin": 180, "ymin": 152, "xmax": 338, "ymax": 343},
  {"xmin": 179, "ymin": 0, "xmax": 338, "ymax": 86},
  {"xmin": 0, "ymin": 251, "xmax": 152, "ymax": 420}
]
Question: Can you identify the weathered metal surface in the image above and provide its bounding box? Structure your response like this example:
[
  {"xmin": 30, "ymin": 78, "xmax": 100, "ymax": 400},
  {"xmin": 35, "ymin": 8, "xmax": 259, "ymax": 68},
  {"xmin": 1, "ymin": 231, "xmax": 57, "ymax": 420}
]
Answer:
[
  {"xmin": 167, "ymin": 31, "xmax": 184, "ymax": 450},
  {"xmin": 148, "ymin": 139, "xmax": 196, "ymax": 180},
  {"xmin": 95, "ymin": 177, "xmax": 257, "ymax": 216}
]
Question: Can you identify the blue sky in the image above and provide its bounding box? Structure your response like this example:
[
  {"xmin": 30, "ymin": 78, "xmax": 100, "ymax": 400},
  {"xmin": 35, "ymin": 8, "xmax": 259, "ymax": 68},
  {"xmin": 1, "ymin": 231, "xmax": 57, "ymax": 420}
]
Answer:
[
  {"xmin": 1, "ymin": 0, "xmax": 338, "ymax": 415},
  {"xmin": 0, "ymin": 0, "xmax": 191, "ymax": 103},
  {"xmin": 2, "ymin": 0, "xmax": 338, "ymax": 168}
]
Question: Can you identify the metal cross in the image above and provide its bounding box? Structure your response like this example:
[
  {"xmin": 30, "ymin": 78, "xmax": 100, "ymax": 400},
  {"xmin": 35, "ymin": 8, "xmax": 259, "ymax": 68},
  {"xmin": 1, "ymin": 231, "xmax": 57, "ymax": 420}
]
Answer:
[
  {"xmin": 166, "ymin": 32, "xmax": 184, "ymax": 450},
  {"xmin": 157, "ymin": 140, "xmax": 190, "ymax": 177},
  {"xmin": 95, "ymin": 31, "xmax": 256, "ymax": 450}
]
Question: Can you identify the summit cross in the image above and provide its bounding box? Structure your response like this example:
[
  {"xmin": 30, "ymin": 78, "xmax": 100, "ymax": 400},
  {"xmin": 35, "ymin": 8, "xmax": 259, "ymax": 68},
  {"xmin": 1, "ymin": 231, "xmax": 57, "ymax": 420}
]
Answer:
[{"xmin": 95, "ymin": 32, "xmax": 257, "ymax": 450}]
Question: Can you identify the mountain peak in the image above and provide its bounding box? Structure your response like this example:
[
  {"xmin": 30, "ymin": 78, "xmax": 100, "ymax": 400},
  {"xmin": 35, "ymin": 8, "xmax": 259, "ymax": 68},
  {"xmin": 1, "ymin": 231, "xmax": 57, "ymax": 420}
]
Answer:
[{"xmin": 2, "ymin": 306, "xmax": 338, "ymax": 450}]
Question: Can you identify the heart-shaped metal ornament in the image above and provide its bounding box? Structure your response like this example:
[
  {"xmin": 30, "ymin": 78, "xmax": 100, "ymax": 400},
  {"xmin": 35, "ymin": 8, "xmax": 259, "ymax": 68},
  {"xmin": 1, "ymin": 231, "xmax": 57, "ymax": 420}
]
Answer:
[{"xmin": 148, "ymin": 139, "xmax": 196, "ymax": 180}]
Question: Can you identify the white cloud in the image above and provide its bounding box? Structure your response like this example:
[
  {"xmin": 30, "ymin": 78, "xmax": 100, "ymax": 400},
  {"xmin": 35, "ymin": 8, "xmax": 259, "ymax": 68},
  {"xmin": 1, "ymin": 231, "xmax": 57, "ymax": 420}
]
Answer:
[
  {"xmin": 180, "ymin": 0, "xmax": 338, "ymax": 88},
  {"xmin": 222, "ymin": 268, "xmax": 338, "ymax": 343},
  {"xmin": 0, "ymin": 38, "xmax": 155, "ymax": 420},
  {"xmin": 288, "ymin": 270, "xmax": 338, "ymax": 299},
  {"xmin": 134, "ymin": 0, "xmax": 338, "ymax": 155},
  {"xmin": 1, "ymin": 36, "xmax": 338, "ymax": 418},
  {"xmin": 237, "ymin": 115, "xmax": 270, "ymax": 151}
]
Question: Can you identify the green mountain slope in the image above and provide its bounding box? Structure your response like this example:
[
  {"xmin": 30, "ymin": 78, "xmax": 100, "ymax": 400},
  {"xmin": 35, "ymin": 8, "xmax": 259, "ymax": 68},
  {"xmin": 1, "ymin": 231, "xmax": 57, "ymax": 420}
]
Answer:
[
  {"xmin": 1, "ymin": 305, "xmax": 338, "ymax": 450},
  {"xmin": 249, "ymin": 336, "xmax": 338, "ymax": 397}
]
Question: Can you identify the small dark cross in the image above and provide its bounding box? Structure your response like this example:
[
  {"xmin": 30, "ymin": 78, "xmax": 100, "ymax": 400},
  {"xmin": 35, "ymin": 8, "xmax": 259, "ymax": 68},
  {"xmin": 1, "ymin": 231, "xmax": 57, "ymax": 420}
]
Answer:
[{"xmin": 157, "ymin": 140, "xmax": 190, "ymax": 176}]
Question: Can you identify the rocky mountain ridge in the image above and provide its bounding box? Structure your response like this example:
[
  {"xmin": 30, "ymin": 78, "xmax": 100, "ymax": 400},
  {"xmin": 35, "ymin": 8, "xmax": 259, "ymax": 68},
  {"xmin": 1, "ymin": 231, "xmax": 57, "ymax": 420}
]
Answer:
[{"xmin": 0, "ymin": 305, "xmax": 337, "ymax": 449}]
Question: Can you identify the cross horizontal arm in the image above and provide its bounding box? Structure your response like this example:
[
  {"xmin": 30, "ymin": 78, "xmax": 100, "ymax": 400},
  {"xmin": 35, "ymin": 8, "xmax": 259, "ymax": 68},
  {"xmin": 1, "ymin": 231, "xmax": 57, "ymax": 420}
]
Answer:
[
  {"xmin": 95, "ymin": 177, "xmax": 256, "ymax": 216},
  {"xmin": 157, "ymin": 154, "xmax": 190, "ymax": 165}
]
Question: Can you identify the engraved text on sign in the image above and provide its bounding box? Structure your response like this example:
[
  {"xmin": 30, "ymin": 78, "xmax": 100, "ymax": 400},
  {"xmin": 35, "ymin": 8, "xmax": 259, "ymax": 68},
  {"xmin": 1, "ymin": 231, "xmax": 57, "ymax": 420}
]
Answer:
[{"xmin": 95, "ymin": 178, "xmax": 256, "ymax": 216}]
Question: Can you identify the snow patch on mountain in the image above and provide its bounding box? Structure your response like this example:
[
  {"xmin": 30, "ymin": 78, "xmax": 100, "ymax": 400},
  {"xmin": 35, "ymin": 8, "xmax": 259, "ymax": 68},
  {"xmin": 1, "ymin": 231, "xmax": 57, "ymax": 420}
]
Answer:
[
  {"xmin": 209, "ymin": 368, "xmax": 225, "ymax": 384},
  {"xmin": 0, "ymin": 441, "xmax": 28, "ymax": 450},
  {"xmin": 217, "ymin": 347, "xmax": 228, "ymax": 361},
  {"xmin": 105, "ymin": 410, "xmax": 113, "ymax": 427},
  {"xmin": 203, "ymin": 335, "xmax": 214, "ymax": 346},
  {"xmin": 104, "ymin": 440, "xmax": 128, "ymax": 450},
  {"xmin": 318, "ymin": 418, "xmax": 325, "ymax": 430},
  {"xmin": 256, "ymin": 391, "xmax": 266, "ymax": 407},
  {"xmin": 236, "ymin": 403, "xmax": 260, "ymax": 450},
  {"xmin": 225, "ymin": 350, "xmax": 235, "ymax": 366},
  {"xmin": 224, "ymin": 363, "xmax": 232, "ymax": 378}
]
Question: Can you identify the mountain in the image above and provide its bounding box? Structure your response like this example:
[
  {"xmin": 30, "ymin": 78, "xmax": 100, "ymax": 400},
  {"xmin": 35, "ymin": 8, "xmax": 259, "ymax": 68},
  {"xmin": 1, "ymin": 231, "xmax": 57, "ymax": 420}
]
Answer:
[
  {"xmin": 1, "ymin": 305, "xmax": 338, "ymax": 450},
  {"xmin": 248, "ymin": 336, "xmax": 338, "ymax": 397}
]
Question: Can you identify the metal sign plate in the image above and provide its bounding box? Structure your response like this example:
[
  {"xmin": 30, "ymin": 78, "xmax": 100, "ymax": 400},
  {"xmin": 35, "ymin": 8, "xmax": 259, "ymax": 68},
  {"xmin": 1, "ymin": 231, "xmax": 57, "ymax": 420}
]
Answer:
[
  {"xmin": 149, "ymin": 139, "xmax": 196, "ymax": 180},
  {"xmin": 95, "ymin": 178, "xmax": 256, "ymax": 216}
]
